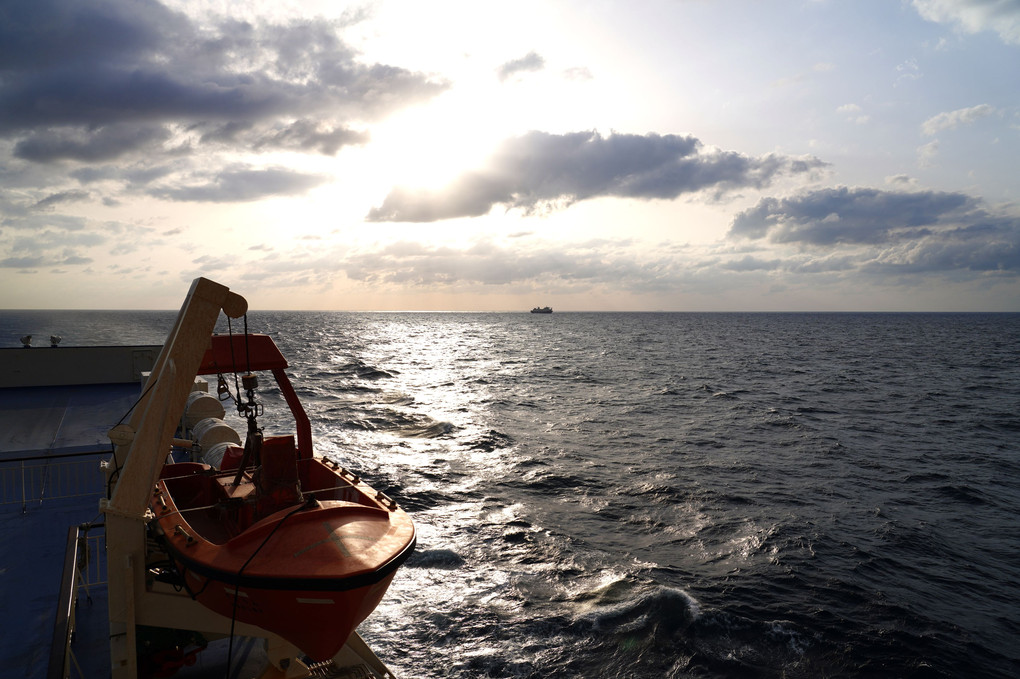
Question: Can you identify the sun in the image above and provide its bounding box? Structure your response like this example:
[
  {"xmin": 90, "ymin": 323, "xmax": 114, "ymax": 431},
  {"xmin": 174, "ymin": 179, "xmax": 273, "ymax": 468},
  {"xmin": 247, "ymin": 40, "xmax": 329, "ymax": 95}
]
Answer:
[{"xmin": 368, "ymin": 88, "xmax": 506, "ymax": 191}]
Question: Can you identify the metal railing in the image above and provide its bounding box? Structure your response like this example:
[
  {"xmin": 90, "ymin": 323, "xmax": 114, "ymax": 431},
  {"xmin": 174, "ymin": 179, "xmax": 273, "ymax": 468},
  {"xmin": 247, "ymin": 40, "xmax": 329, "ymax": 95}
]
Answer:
[
  {"xmin": 78, "ymin": 530, "xmax": 108, "ymax": 588},
  {"xmin": 47, "ymin": 523, "xmax": 107, "ymax": 679},
  {"xmin": 48, "ymin": 526, "xmax": 80, "ymax": 679},
  {"xmin": 0, "ymin": 451, "xmax": 109, "ymax": 512}
]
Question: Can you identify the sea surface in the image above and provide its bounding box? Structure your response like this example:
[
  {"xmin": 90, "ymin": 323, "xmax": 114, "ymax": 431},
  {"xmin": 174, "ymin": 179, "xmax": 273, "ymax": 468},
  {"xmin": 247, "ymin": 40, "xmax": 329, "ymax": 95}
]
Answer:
[{"xmin": 3, "ymin": 310, "xmax": 1019, "ymax": 678}]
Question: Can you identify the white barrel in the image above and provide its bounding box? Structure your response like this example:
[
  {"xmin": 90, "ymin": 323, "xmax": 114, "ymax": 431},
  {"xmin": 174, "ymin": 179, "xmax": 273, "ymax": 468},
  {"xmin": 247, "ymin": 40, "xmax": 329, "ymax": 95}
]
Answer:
[
  {"xmin": 203, "ymin": 440, "xmax": 241, "ymax": 469},
  {"xmin": 191, "ymin": 417, "xmax": 241, "ymax": 451},
  {"xmin": 185, "ymin": 391, "xmax": 225, "ymax": 429}
]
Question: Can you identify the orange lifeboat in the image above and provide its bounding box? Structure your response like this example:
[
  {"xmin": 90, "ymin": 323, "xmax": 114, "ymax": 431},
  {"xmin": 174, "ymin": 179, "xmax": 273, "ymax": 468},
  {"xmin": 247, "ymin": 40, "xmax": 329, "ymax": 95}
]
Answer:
[{"xmin": 149, "ymin": 334, "xmax": 415, "ymax": 662}]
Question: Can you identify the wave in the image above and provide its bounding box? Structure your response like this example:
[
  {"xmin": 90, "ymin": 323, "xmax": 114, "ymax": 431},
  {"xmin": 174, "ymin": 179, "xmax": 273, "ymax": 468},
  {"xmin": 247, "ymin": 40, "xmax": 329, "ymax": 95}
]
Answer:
[
  {"xmin": 343, "ymin": 409, "xmax": 455, "ymax": 438},
  {"xmin": 467, "ymin": 429, "xmax": 514, "ymax": 452},
  {"xmin": 401, "ymin": 420, "xmax": 456, "ymax": 439},
  {"xmin": 267, "ymin": 310, "xmax": 1020, "ymax": 678},
  {"xmin": 334, "ymin": 359, "xmax": 397, "ymax": 380},
  {"xmin": 405, "ymin": 548, "xmax": 466, "ymax": 569}
]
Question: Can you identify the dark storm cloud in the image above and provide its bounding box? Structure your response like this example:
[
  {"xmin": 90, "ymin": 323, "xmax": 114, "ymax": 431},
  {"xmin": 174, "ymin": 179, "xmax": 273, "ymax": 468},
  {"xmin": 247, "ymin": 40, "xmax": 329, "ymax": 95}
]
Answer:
[
  {"xmin": 0, "ymin": 0, "xmax": 446, "ymax": 161},
  {"xmin": 497, "ymin": 51, "xmax": 546, "ymax": 82},
  {"xmin": 366, "ymin": 130, "xmax": 827, "ymax": 222},
  {"xmin": 151, "ymin": 167, "xmax": 329, "ymax": 203},
  {"xmin": 729, "ymin": 186, "xmax": 1020, "ymax": 275}
]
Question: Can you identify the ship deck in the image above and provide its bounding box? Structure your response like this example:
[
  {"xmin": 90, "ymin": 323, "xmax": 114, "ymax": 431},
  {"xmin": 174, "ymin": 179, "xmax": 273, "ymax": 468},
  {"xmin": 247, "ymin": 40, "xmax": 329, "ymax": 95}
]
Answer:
[
  {"xmin": 0, "ymin": 354, "xmax": 280, "ymax": 678},
  {"xmin": 0, "ymin": 379, "xmax": 140, "ymax": 679},
  {"xmin": 1, "ymin": 346, "xmax": 397, "ymax": 679}
]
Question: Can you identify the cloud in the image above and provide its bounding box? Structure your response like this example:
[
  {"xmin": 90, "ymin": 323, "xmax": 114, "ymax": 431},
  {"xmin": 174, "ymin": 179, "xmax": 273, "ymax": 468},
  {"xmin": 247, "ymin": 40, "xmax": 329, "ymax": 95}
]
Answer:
[
  {"xmin": 14, "ymin": 125, "xmax": 172, "ymax": 163},
  {"xmin": 912, "ymin": 0, "xmax": 1020, "ymax": 44},
  {"xmin": 837, "ymin": 103, "xmax": 870, "ymax": 125},
  {"xmin": 730, "ymin": 187, "xmax": 977, "ymax": 244},
  {"xmin": 863, "ymin": 218, "xmax": 1020, "ymax": 274},
  {"xmin": 0, "ymin": 226, "xmax": 105, "ymax": 269},
  {"xmin": 721, "ymin": 255, "xmax": 784, "ymax": 272},
  {"xmin": 0, "ymin": 0, "xmax": 450, "ymax": 218},
  {"xmin": 563, "ymin": 66, "xmax": 594, "ymax": 81},
  {"xmin": 70, "ymin": 163, "xmax": 179, "ymax": 189},
  {"xmin": 150, "ymin": 166, "xmax": 330, "ymax": 203},
  {"xmin": 201, "ymin": 119, "xmax": 370, "ymax": 156},
  {"xmin": 0, "ymin": 0, "xmax": 446, "ymax": 176},
  {"xmin": 271, "ymin": 212, "xmax": 1018, "ymax": 304},
  {"xmin": 207, "ymin": 234, "xmax": 696, "ymax": 298},
  {"xmin": 497, "ymin": 51, "xmax": 546, "ymax": 82},
  {"xmin": 367, "ymin": 130, "xmax": 828, "ymax": 222},
  {"xmin": 329, "ymin": 238, "xmax": 701, "ymax": 296},
  {"xmin": 729, "ymin": 186, "xmax": 1020, "ymax": 274},
  {"xmin": 921, "ymin": 104, "xmax": 999, "ymax": 135},
  {"xmin": 917, "ymin": 140, "xmax": 941, "ymax": 167},
  {"xmin": 895, "ymin": 58, "xmax": 923, "ymax": 83},
  {"xmin": 33, "ymin": 190, "xmax": 91, "ymax": 210}
]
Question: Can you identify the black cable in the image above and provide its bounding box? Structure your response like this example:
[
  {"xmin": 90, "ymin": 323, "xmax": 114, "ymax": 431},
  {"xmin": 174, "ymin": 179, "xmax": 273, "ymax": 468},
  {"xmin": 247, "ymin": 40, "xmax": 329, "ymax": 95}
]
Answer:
[
  {"xmin": 227, "ymin": 317, "xmax": 243, "ymax": 414},
  {"xmin": 114, "ymin": 372, "xmax": 159, "ymax": 428},
  {"xmin": 104, "ymin": 374, "xmax": 162, "ymax": 498},
  {"xmin": 224, "ymin": 499, "xmax": 312, "ymax": 676},
  {"xmin": 243, "ymin": 313, "xmax": 252, "ymax": 376}
]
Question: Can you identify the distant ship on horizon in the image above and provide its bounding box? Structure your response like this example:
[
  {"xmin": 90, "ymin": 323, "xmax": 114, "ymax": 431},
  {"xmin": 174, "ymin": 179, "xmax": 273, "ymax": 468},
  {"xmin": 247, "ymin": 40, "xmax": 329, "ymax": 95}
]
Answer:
[{"xmin": 530, "ymin": 306, "xmax": 553, "ymax": 314}]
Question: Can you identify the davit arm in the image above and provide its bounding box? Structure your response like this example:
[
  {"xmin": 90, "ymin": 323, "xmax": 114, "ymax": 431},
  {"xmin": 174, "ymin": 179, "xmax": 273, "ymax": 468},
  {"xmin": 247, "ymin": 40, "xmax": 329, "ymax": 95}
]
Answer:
[{"xmin": 101, "ymin": 277, "xmax": 247, "ymax": 679}]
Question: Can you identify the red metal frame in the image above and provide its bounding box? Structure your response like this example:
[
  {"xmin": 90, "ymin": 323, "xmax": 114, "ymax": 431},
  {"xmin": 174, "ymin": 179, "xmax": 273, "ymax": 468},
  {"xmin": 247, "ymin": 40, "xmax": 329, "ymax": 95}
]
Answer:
[{"xmin": 197, "ymin": 334, "xmax": 312, "ymax": 460}]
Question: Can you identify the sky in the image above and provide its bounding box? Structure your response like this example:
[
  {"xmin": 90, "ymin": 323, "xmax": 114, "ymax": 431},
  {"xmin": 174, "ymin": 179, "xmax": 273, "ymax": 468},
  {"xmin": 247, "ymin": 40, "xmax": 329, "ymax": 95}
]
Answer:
[{"xmin": 1, "ymin": 0, "xmax": 1018, "ymax": 311}]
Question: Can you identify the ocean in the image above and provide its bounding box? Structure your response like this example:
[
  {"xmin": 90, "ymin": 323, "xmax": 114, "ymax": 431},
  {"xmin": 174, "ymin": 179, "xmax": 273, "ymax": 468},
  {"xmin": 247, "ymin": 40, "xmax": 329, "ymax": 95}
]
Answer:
[{"xmin": 2, "ymin": 310, "xmax": 1018, "ymax": 678}]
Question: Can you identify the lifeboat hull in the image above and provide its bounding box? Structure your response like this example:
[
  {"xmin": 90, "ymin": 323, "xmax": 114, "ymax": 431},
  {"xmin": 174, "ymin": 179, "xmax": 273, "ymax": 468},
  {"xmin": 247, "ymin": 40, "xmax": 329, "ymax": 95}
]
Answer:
[
  {"xmin": 152, "ymin": 453, "xmax": 415, "ymax": 661},
  {"xmin": 178, "ymin": 564, "xmax": 399, "ymax": 661}
]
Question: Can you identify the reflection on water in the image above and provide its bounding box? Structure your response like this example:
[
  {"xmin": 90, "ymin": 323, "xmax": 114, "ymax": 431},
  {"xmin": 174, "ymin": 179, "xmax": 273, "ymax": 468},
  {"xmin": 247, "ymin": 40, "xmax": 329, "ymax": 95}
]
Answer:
[
  {"xmin": 3, "ymin": 309, "xmax": 1018, "ymax": 677},
  {"xmin": 266, "ymin": 311, "xmax": 1020, "ymax": 679}
]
